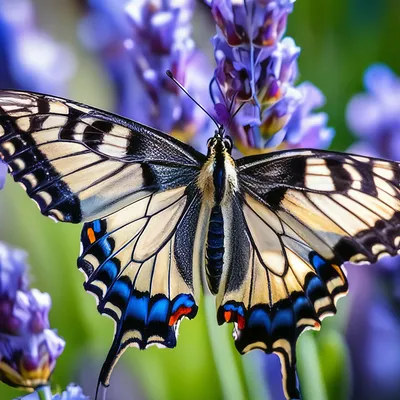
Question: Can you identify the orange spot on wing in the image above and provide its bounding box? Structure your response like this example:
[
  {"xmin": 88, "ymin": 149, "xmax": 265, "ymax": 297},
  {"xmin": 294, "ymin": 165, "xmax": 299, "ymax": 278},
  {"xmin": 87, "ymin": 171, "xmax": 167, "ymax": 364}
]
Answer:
[
  {"xmin": 168, "ymin": 306, "xmax": 192, "ymax": 326},
  {"xmin": 87, "ymin": 228, "xmax": 96, "ymax": 244},
  {"xmin": 224, "ymin": 311, "xmax": 232, "ymax": 323}
]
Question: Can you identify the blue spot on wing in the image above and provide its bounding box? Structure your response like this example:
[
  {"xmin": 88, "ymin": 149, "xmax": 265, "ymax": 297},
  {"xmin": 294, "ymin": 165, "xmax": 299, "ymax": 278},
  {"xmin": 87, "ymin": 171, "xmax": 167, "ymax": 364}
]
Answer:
[
  {"xmin": 247, "ymin": 308, "xmax": 271, "ymax": 331},
  {"xmin": 148, "ymin": 297, "xmax": 169, "ymax": 323},
  {"xmin": 93, "ymin": 219, "xmax": 101, "ymax": 233}
]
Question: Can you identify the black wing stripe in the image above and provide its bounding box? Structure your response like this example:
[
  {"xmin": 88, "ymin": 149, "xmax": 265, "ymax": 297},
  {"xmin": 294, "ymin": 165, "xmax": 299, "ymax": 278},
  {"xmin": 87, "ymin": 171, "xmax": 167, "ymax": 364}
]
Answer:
[
  {"xmin": 327, "ymin": 193, "xmax": 396, "ymax": 251},
  {"xmin": 28, "ymin": 159, "xmax": 105, "ymax": 195}
]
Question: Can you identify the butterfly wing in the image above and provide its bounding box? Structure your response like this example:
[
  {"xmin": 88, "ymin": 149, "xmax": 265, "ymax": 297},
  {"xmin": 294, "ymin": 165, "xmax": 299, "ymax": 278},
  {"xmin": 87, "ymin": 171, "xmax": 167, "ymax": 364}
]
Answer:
[
  {"xmin": 217, "ymin": 149, "xmax": 400, "ymax": 399},
  {"xmin": 0, "ymin": 90, "xmax": 206, "ymax": 222},
  {"xmin": 80, "ymin": 182, "xmax": 207, "ymax": 385},
  {"xmin": 0, "ymin": 90, "xmax": 208, "ymax": 385}
]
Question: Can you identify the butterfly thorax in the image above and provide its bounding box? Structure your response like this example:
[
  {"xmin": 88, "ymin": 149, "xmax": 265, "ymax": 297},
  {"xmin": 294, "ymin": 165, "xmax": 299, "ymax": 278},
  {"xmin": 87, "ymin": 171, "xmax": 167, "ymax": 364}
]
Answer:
[
  {"xmin": 198, "ymin": 134, "xmax": 237, "ymax": 294},
  {"xmin": 197, "ymin": 135, "xmax": 238, "ymax": 206}
]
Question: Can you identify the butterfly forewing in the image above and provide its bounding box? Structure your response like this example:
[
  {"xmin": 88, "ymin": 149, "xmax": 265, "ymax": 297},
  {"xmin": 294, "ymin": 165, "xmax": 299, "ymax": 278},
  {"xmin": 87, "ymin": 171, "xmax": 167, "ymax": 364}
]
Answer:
[{"xmin": 0, "ymin": 90, "xmax": 205, "ymax": 222}]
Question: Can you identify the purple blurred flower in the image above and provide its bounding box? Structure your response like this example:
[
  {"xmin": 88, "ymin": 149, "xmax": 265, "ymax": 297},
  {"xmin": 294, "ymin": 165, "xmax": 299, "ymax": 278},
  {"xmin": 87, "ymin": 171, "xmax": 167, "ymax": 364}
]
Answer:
[
  {"xmin": 0, "ymin": 0, "xmax": 75, "ymax": 94},
  {"xmin": 52, "ymin": 384, "xmax": 89, "ymax": 400},
  {"xmin": 346, "ymin": 64, "xmax": 400, "ymax": 400},
  {"xmin": 347, "ymin": 64, "xmax": 400, "ymax": 159},
  {"xmin": 0, "ymin": 241, "xmax": 29, "ymax": 302},
  {"xmin": 209, "ymin": 0, "xmax": 333, "ymax": 152},
  {"xmin": 275, "ymin": 82, "xmax": 334, "ymax": 149},
  {"xmin": 0, "ymin": 242, "xmax": 65, "ymax": 389},
  {"xmin": 20, "ymin": 384, "xmax": 89, "ymax": 400},
  {"xmin": 80, "ymin": 0, "xmax": 213, "ymax": 146}
]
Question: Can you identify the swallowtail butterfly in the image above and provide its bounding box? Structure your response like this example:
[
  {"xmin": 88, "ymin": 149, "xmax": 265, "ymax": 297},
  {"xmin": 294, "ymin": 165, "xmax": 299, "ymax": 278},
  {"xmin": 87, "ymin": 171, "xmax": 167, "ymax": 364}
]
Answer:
[{"xmin": 0, "ymin": 90, "xmax": 399, "ymax": 399}]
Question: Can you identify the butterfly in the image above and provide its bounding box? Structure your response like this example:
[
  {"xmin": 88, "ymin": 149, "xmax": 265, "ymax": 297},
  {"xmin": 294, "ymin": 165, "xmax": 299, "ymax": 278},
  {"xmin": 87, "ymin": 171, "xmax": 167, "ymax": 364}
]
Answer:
[{"xmin": 0, "ymin": 90, "xmax": 399, "ymax": 400}]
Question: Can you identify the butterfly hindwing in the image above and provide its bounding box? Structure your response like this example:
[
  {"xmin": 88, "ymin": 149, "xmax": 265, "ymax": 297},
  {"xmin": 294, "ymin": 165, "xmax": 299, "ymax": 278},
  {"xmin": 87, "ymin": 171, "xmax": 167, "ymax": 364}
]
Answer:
[
  {"xmin": 0, "ymin": 90, "xmax": 205, "ymax": 222},
  {"xmin": 216, "ymin": 149, "xmax": 400, "ymax": 399},
  {"xmin": 78, "ymin": 182, "xmax": 206, "ymax": 385}
]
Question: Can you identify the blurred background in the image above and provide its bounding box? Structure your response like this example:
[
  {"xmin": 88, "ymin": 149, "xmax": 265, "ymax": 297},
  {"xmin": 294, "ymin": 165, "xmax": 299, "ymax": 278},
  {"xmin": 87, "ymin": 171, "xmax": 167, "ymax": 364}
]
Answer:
[{"xmin": 1, "ymin": 0, "xmax": 400, "ymax": 399}]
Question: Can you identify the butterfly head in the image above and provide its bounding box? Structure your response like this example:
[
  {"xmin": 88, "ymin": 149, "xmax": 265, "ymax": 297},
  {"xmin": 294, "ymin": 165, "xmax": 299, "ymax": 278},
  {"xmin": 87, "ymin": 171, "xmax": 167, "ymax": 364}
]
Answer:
[{"xmin": 207, "ymin": 126, "xmax": 233, "ymax": 156}]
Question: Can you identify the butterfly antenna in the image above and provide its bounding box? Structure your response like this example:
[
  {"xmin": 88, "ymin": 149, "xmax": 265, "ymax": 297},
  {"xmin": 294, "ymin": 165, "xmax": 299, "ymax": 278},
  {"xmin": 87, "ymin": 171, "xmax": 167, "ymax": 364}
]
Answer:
[
  {"xmin": 166, "ymin": 70, "xmax": 220, "ymax": 129},
  {"xmin": 227, "ymin": 102, "xmax": 245, "ymax": 128}
]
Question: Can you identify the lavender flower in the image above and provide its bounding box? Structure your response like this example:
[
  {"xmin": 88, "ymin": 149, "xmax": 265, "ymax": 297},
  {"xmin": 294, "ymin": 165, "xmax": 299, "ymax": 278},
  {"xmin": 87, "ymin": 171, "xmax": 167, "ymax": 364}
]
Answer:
[
  {"xmin": 276, "ymin": 82, "xmax": 334, "ymax": 149},
  {"xmin": 80, "ymin": 0, "xmax": 213, "ymax": 146},
  {"xmin": 52, "ymin": 384, "xmax": 89, "ymax": 400},
  {"xmin": 208, "ymin": 0, "xmax": 294, "ymax": 47},
  {"xmin": 0, "ymin": 241, "xmax": 29, "ymax": 302},
  {"xmin": 0, "ymin": 0, "xmax": 75, "ymax": 94},
  {"xmin": 0, "ymin": 0, "xmax": 75, "ymax": 186},
  {"xmin": 347, "ymin": 64, "xmax": 400, "ymax": 159},
  {"xmin": 18, "ymin": 384, "xmax": 89, "ymax": 400},
  {"xmin": 0, "ymin": 242, "xmax": 65, "ymax": 389},
  {"xmin": 209, "ymin": 0, "xmax": 333, "ymax": 152},
  {"xmin": 346, "ymin": 64, "xmax": 400, "ymax": 400}
]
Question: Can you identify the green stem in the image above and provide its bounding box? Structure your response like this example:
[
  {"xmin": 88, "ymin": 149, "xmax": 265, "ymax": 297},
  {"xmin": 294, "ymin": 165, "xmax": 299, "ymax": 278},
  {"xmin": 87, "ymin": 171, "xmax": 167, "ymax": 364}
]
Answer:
[
  {"xmin": 36, "ymin": 385, "xmax": 52, "ymax": 400},
  {"xmin": 242, "ymin": 352, "xmax": 270, "ymax": 400},
  {"xmin": 297, "ymin": 333, "xmax": 328, "ymax": 400},
  {"xmin": 203, "ymin": 295, "xmax": 246, "ymax": 400}
]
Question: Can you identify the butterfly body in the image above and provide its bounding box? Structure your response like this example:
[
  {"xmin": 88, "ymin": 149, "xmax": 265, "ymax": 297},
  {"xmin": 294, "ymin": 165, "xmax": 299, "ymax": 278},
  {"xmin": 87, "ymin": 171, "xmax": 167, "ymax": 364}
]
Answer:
[
  {"xmin": 0, "ymin": 90, "xmax": 399, "ymax": 400},
  {"xmin": 199, "ymin": 132, "xmax": 237, "ymax": 293}
]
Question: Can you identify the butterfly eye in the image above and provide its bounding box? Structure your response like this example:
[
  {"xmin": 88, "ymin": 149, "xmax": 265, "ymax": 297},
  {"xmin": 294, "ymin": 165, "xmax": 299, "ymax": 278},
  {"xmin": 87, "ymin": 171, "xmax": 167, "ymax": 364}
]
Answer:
[
  {"xmin": 223, "ymin": 136, "xmax": 233, "ymax": 151},
  {"xmin": 207, "ymin": 138, "xmax": 214, "ymax": 148}
]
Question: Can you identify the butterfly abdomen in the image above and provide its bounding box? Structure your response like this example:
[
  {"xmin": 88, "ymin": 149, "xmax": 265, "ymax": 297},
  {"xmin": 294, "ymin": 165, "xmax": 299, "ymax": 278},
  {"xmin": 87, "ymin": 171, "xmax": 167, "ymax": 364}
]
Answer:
[{"xmin": 206, "ymin": 205, "xmax": 224, "ymax": 294}]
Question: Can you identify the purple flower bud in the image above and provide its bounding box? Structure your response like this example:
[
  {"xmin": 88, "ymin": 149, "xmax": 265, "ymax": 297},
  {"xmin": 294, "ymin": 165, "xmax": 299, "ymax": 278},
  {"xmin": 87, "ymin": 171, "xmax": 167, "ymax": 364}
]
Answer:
[
  {"xmin": 0, "ymin": 243, "xmax": 65, "ymax": 389},
  {"xmin": 209, "ymin": 0, "xmax": 294, "ymax": 47},
  {"xmin": 0, "ymin": 323, "xmax": 65, "ymax": 389}
]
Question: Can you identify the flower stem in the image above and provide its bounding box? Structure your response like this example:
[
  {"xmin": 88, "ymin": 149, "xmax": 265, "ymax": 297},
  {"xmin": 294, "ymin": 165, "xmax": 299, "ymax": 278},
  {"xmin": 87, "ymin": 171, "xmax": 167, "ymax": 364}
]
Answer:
[
  {"xmin": 297, "ymin": 333, "xmax": 328, "ymax": 400},
  {"xmin": 204, "ymin": 295, "xmax": 247, "ymax": 400},
  {"xmin": 242, "ymin": 352, "xmax": 270, "ymax": 400},
  {"xmin": 36, "ymin": 385, "xmax": 52, "ymax": 400}
]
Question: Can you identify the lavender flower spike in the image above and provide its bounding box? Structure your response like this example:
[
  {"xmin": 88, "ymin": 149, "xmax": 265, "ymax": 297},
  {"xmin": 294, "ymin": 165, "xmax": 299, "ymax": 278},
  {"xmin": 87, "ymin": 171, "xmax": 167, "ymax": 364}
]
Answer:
[
  {"xmin": 0, "ymin": 242, "xmax": 65, "ymax": 389},
  {"xmin": 209, "ymin": 0, "xmax": 333, "ymax": 153},
  {"xmin": 80, "ymin": 0, "xmax": 213, "ymax": 148},
  {"xmin": 209, "ymin": 0, "xmax": 295, "ymax": 47}
]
